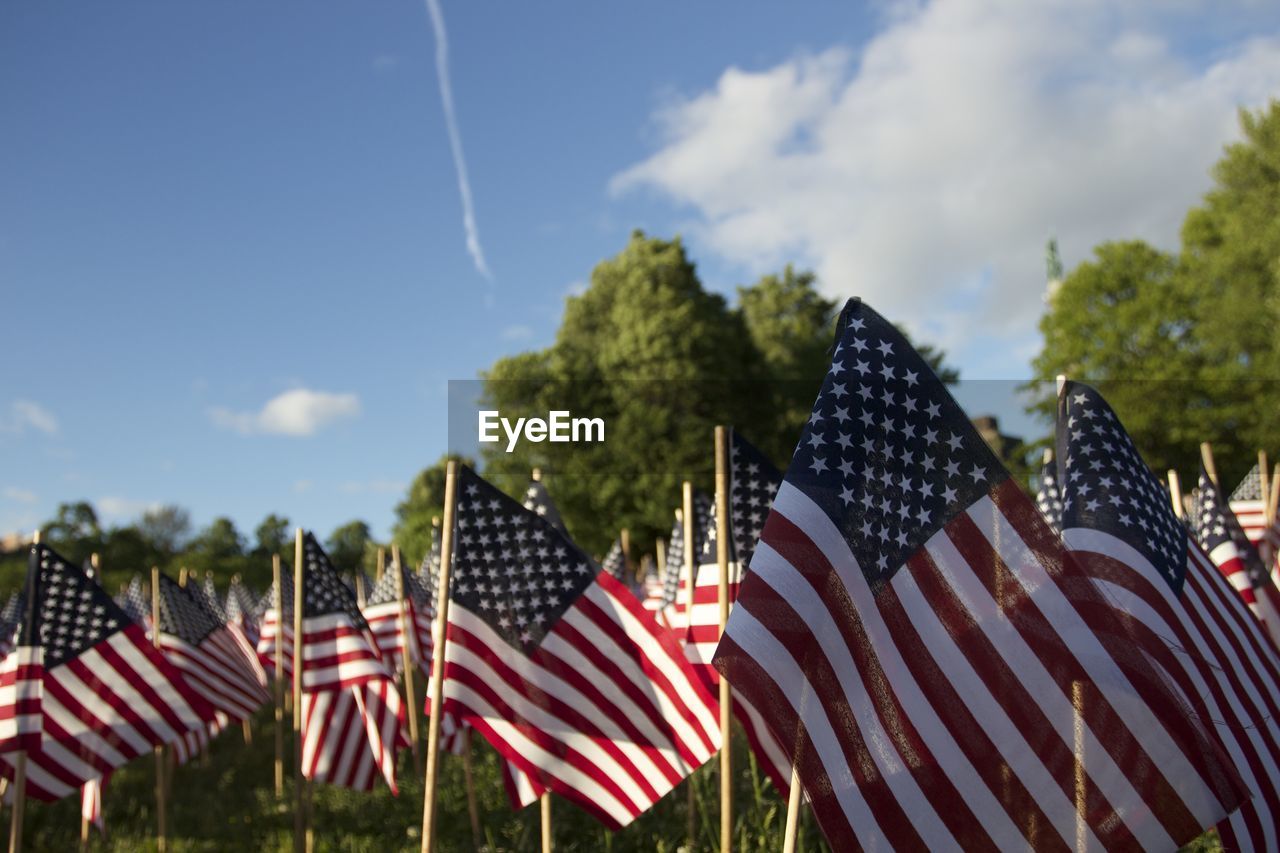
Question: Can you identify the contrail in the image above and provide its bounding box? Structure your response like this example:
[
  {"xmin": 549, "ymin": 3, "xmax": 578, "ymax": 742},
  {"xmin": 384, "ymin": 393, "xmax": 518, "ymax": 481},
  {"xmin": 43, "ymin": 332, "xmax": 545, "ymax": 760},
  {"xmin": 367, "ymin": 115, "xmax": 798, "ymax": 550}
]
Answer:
[{"xmin": 423, "ymin": 0, "xmax": 491, "ymax": 279}]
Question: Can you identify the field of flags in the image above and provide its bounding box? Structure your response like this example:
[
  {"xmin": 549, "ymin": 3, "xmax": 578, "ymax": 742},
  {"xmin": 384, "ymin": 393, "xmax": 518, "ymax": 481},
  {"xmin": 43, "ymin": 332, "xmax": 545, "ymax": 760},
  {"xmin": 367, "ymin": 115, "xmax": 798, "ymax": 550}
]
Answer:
[{"xmin": 5, "ymin": 297, "xmax": 1280, "ymax": 851}]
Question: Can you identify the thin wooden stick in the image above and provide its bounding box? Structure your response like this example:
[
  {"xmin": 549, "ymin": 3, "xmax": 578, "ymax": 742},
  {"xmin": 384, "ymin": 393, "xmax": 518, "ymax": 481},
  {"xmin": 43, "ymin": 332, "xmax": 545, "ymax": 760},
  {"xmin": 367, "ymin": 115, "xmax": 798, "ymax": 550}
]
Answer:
[
  {"xmin": 461, "ymin": 730, "xmax": 483, "ymax": 853},
  {"xmin": 273, "ymin": 554, "xmax": 284, "ymax": 798},
  {"xmin": 151, "ymin": 567, "xmax": 168, "ymax": 853},
  {"xmin": 376, "ymin": 546, "xmax": 385, "ymax": 582},
  {"xmin": 1270, "ymin": 464, "xmax": 1280, "ymax": 526},
  {"xmin": 1259, "ymin": 452, "xmax": 1273, "ymax": 568},
  {"xmin": 540, "ymin": 792, "xmax": 553, "ymax": 853},
  {"xmin": 421, "ymin": 460, "xmax": 459, "ymax": 853},
  {"xmin": 1168, "ymin": 471, "xmax": 1185, "ymax": 518},
  {"xmin": 392, "ymin": 544, "xmax": 422, "ymax": 772},
  {"xmin": 83, "ymin": 553, "xmax": 102, "ymax": 850},
  {"xmin": 655, "ymin": 537, "xmax": 666, "ymax": 578},
  {"xmin": 714, "ymin": 426, "xmax": 733, "ymax": 853},
  {"xmin": 681, "ymin": 484, "xmax": 696, "ymax": 849},
  {"xmin": 621, "ymin": 528, "xmax": 632, "ymax": 582},
  {"xmin": 781, "ymin": 765, "xmax": 803, "ymax": 853},
  {"xmin": 1201, "ymin": 442, "xmax": 1219, "ymax": 487},
  {"xmin": 292, "ymin": 530, "xmax": 306, "ymax": 853}
]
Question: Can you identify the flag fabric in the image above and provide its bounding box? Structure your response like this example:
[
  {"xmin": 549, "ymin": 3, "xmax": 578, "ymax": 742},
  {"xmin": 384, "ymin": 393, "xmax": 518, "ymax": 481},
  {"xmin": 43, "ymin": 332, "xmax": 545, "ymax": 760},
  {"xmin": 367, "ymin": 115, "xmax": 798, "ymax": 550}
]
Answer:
[
  {"xmin": 156, "ymin": 573, "xmax": 269, "ymax": 721},
  {"xmin": 114, "ymin": 575, "xmax": 149, "ymax": 627},
  {"xmin": 0, "ymin": 587, "xmax": 39, "ymax": 753},
  {"xmin": 434, "ymin": 466, "xmax": 721, "ymax": 828},
  {"xmin": 523, "ymin": 479, "xmax": 567, "ymax": 533},
  {"xmin": 661, "ymin": 491, "xmax": 713, "ymax": 630},
  {"xmin": 639, "ymin": 562, "xmax": 665, "ymax": 614},
  {"xmin": 198, "ymin": 573, "xmax": 226, "ymax": 622},
  {"xmin": 80, "ymin": 773, "xmax": 106, "ymax": 836},
  {"xmin": 225, "ymin": 577, "xmax": 260, "ymax": 648},
  {"xmin": 298, "ymin": 533, "xmax": 407, "ymax": 792},
  {"xmin": 1192, "ymin": 469, "xmax": 1280, "ymax": 649},
  {"xmin": 1228, "ymin": 463, "xmax": 1280, "ymax": 554},
  {"xmin": 1035, "ymin": 453, "xmax": 1064, "ymax": 532},
  {"xmin": 713, "ymin": 299, "xmax": 1247, "ymax": 850},
  {"xmin": 0, "ymin": 544, "xmax": 216, "ymax": 801},
  {"xmin": 255, "ymin": 571, "xmax": 293, "ymax": 678},
  {"xmin": 1056, "ymin": 381, "xmax": 1280, "ymax": 850},
  {"xmin": 0, "ymin": 592, "xmax": 25, "ymax": 659},
  {"xmin": 601, "ymin": 540, "xmax": 627, "ymax": 581},
  {"xmin": 361, "ymin": 557, "xmax": 432, "ymax": 675}
]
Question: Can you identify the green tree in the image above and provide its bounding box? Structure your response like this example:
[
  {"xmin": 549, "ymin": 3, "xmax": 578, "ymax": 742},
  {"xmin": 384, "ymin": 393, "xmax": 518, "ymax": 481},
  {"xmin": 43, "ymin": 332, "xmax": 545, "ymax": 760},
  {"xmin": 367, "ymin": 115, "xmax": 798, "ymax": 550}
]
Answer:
[
  {"xmin": 253, "ymin": 514, "xmax": 291, "ymax": 557},
  {"xmin": 190, "ymin": 517, "xmax": 245, "ymax": 561},
  {"xmin": 1029, "ymin": 101, "xmax": 1280, "ymax": 486},
  {"xmin": 326, "ymin": 520, "xmax": 372, "ymax": 573},
  {"xmin": 138, "ymin": 505, "xmax": 191, "ymax": 556},
  {"xmin": 41, "ymin": 501, "xmax": 103, "ymax": 559},
  {"xmin": 392, "ymin": 455, "xmax": 472, "ymax": 565}
]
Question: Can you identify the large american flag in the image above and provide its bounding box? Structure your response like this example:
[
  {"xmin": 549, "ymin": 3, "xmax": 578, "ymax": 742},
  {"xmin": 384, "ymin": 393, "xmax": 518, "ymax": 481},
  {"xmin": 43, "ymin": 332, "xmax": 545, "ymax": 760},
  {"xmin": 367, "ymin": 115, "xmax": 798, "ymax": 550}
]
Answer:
[
  {"xmin": 523, "ymin": 479, "xmax": 567, "ymax": 533},
  {"xmin": 0, "ymin": 544, "xmax": 216, "ymax": 801},
  {"xmin": 434, "ymin": 466, "xmax": 721, "ymax": 828},
  {"xmin": 156, "ymin": 573, "xmax": 269, "ymax": 722},
  {"xmin": 1192, "ymin": 468, "xmax": 1280, "ymax": 650},
  {"xmin": 713, "ymin": 299, "xmax": 1248, "ymax": 849},
  {"xmin": 1035, "ymin": 452, "xmax": 1064, "ymax": 532},
  {"xmin": 361, "ymin": 555, "xmax": 432, "ymax": 675},
  {"xmin": 298, "ymin": 533, "xmax": 407, "ymax": 792},
  {"xmin": 255, "ymin": 570, "xmax": 293, "ymax": 678},
  {"xmin": 1056, "ymin": 381, "xmax": 1280, "ymax": 850}
]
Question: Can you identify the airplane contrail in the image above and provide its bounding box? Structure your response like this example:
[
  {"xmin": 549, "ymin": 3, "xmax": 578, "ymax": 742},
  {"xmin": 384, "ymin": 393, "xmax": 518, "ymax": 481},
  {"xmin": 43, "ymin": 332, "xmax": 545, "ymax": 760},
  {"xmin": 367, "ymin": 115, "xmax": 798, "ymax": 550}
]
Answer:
[{"xmin": 423, "ymin": 0, "xmax": 491, "ymax": 279}]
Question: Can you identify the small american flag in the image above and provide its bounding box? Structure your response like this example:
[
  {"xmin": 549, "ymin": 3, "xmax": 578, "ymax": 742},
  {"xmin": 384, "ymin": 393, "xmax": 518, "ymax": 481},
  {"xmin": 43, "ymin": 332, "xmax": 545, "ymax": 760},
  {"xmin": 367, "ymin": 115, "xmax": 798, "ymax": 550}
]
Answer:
[
  {"xmin": 361, "ymin": 555, "xmax": 432, "ymax": 675},
  {"xmin": 1035, "ymin": 452, "xmax": 1064, "ymax": 531},
  {"xmin": 1192, "ymin": 468, "xmax": 1280, "ymax": 649},
  {"xmin": 224, "ymin": 577, "xmax": 260, "ymax": 648},
  {"xmin": 1056, "ymin": 380, "xmax": 1280, "ymax": 850},
  {"xmin": 156, "ymin": 573, "xmax": 270, "ymax": 721},
  {"xmin": 600, "ymin": 539, "xmax": 627, "ymax": 581},
  {"xmin": 661, "ymin": 490, "xmax": 712, "ymax": 630},
  {"xmin": 1227, "ymin": 463, "xmax": 1280, "ymax": 553},
  {"xmin": 0, "ymin": 592, "xmax": 24, "ymax": 659},
  {"xmin": 115, "ymin": 575, "xmax": 149, "ymax": 627},
  {"xmin": 298, "ymin": 533, "xmax": 407, "ymax": 792},
  {"xmin": 0, "ymin": 544, "xmax": 216, "ymax": 801},
  {"xmin": 255, "ymin": 571, "xmax": 293, "ymax": 678},
  {"xmin": 434, "ymin": 466, "xmax": 720, "ymax": 828},
  {"xmin": 713, "ymin": 299, "xmax": 1247, "ymax": 849},
  {"xmin": 198, "ymin": 573, "xmax": 226, "ymax": 622},
  {"xmin": 80, "ymin": 772, "xmax": 106, "ymax": 836}
]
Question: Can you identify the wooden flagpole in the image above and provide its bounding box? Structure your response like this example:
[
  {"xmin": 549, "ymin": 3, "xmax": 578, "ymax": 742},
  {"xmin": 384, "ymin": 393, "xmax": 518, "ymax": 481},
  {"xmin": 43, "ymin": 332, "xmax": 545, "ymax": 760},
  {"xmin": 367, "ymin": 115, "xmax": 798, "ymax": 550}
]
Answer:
[
  {"xmin": 8, "ymin": 532, "xmax": 37, "ymax": 853},
  {"xmin": 1168, "ymin": 470, "xmax": 1185, "ymax": 518},
  {"xmin": 681, "ymin": 483, "xmax": 697, "ymax": 848},
  {"xmin": 392, "ymin": 544, "xmax": 422, "ymax": 771},
  {"xmin": 292, "ymin": 530, "xmax": 306, "ymax": 853},
  {"xmin": 1259, "ymin": 452, "xmax": 1273, "ymax": 569},
  {"xmin": 272, "ymin": 555, "xmax": 285, "ymax": 798},
  {"xmin": 655, "ymin": 537, "xmax": 666, "ymax": 578},
  {"xmin": 1269, "ymin": 464, "xmax": 1280, "ymax": 525},
  {"xmin": 540, "ymin": 790, "xmax": 553, "ymax": 853},
  {"xmin": 782, "ymin": 766, "xmax": 803, "ymax": 853},
  {"xmin": 81, "ymin": 553, "xmax": 102, "ymax": 851},
  {"xmin": 713, "ymin": 426, "xmax": 733, "ymax": 853},
  {"xmin": 376, "ymin": 546, "xmax": 385, "ymax": 582},
  {"xmin": 421, "ymin": 460, "xmax": 458, "ymax": 853},
  {"xmin": 621, "ymin": 528, "xmax": 633, "ymax": 582},
  {"xmin": 150, "ymin": 566, "xmax": 168, "ymax": 853},
  {"xmin": 1201, "ymin": 442, "xmax": 1219, "ymax": 487}
]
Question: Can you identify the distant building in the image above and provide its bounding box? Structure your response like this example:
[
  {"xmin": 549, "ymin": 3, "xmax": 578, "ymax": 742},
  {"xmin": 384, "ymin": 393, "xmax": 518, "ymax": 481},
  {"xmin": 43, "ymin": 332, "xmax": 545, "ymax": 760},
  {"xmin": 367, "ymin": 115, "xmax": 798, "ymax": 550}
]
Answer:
[{"xmin": 0, "ymin": 531, "xmax": 33, "ymax": 555}]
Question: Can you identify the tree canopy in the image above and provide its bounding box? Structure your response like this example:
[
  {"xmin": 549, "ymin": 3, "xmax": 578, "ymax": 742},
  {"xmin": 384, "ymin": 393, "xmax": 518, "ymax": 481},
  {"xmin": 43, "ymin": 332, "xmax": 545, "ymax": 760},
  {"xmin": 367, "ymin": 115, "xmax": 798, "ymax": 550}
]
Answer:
[{"xmin": 1029, "ymin": 100, "xmax": 1280, "ymax": 486}]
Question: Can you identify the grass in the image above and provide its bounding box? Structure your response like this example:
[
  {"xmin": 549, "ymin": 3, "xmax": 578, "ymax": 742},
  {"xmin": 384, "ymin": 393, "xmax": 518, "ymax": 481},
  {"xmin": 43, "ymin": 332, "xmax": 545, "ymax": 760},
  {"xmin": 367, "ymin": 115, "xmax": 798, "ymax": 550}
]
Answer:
[{"xmin": 13, "ymin": 703, "xmax": 827, "ymax": 852}]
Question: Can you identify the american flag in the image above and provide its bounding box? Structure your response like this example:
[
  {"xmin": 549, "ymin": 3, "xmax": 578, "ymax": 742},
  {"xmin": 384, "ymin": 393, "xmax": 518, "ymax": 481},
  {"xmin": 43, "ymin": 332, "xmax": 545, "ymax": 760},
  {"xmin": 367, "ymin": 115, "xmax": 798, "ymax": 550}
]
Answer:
[
  {"xmin": 361, "ymin": 555, "xmax": 432, "ymax": 675},
  {"xmin": 1056, "ymin": 380, "xmax": 1280, "ymax": 850},
  {"xmin": 523, "ymin": 479, "xmax": 567, "ymax": 533},
  {"xmin": 434, "ymin": 466, "xmax": 721, "ymax": 828},
  {"xmin": 156, "ymin": 573, "xmax": 269, "ymax": 721},
  {"xmin": 0, "ymin": 544, "xmax": 216, "ymax": 801},
  {"xmin": 1192, "ymin": 468, "xmax": 1280, "ymax": 649},
  {"xmin": 1228, "ymin": 463, "xmax": 1280, "ymax": 554},
  {"xmin": 197, "ymin": 573, "xmax": 226, "ymax": 622},
  {"xmin": 80, "ymin": 773, "xmax": 106, "ymax": 836},
  {"xmin": 600, "ymin": 539, "xmax": 627, "ymax": 581},
  {"xmin": 661, "ymin": 491, "xmax": 712, "ymax": 629},
  {"xmin": 713, "ymin": 299, "xmax": 1248, "ymax": 849},
  {"xmin": 638, "ymin": 560, "xmax": 665, "ymax": 614},
  {"xmin": 298, "ymin": 533, "xmax": 406, "ymax": 792},
  {"xmin": 256, "ymin": 570, "xmax": 293, "ymax": 678},
  {"xmin": 115, "ymin": 575, "xmax": 149, "ymax": 627},
  {"xmin": 224, "ymin": 577, "xmax": 259, "ymax": 648},
  {"xmin": 0, "ymin": 592, "xmax": 24, "ymax": 659},
  {"xmin": 1035, "ymin": 452, "xmax": 1064, "ymax": 532}
]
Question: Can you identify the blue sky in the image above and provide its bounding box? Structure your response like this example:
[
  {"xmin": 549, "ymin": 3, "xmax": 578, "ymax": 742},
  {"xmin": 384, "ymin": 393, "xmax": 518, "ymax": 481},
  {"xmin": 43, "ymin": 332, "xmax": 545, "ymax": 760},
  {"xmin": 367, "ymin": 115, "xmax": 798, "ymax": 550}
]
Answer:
[{"xmin": 3, "ymin": 1, "xmax": 1279, "ymax": 544}]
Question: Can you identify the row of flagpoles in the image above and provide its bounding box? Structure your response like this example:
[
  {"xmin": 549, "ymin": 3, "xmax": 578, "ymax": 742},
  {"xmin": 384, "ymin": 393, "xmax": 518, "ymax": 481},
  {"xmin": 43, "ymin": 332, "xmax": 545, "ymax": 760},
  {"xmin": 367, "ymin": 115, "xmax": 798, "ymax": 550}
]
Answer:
[{"xmin": 9, "ymin": 297, "xmax": 1280, "ymax": 850}]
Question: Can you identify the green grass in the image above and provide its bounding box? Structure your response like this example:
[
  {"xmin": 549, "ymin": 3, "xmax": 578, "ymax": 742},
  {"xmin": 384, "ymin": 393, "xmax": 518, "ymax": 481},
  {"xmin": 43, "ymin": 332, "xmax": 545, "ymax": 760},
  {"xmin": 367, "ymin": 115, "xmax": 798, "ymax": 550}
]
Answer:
[{"xmin": 13, "ymin": 704, "xmax": 827, "ymax": 852}]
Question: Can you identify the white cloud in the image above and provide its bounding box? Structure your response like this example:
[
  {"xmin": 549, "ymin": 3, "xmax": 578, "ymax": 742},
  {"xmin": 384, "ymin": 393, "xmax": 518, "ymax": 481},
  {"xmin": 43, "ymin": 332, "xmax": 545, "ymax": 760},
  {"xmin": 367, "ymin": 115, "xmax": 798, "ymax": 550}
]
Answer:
[
  {"xmin": 293, "ymin": 479, "xmax": 314, "ymax": 494},
  {"xmin": 612, "ymin": 0, "xmax": 1280, "ymax": 375},
  {"xmin": 97, "ymin": 496, "xmax": 161, "ymax": 521},
  {"xmin": 1, "ymin": 400, "xmax": 59, "ymax": 435},
  {"xmin": 339, "ymin": 479, "xmax": 406, "ymax": 495},
  {"xmin": 210, "ymin": 389, "xmax": 361, "ymax": 437},
  {"xmin": 2, "ymin": 487, "xmax": 36, "ymax": 504},
  {"xmin": 501, "ymin": 324, "xmax": 534, "ymax": 341}
]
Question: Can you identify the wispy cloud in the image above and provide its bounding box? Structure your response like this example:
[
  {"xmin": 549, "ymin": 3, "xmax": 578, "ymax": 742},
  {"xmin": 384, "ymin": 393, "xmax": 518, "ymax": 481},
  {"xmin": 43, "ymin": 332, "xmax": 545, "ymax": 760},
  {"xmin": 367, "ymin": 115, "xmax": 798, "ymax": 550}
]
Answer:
[
  {"xmin": 1, "ymin": 400, "xmax": 59, "ymax": 435},
  {"xmin": 339, "ymin": 479, "xmax": 406, "ymax": 495},
  {"xmin": 423, "ymin": 0, "xmax": 491, "ymax": 279},
  {"xmin": 2, "ymin": 487, "xmax": 36, "ymax": 504},
  {"xmin": 97, "ymin": 496, "xmax": 162, "ymax": 521},
  {"xmin": 210, "ymin": 389, "xmax": 361, "ymax": 437},
  {"xmin": 500, "ymin": 324, "xmax": 533, "ymax": 341}
]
